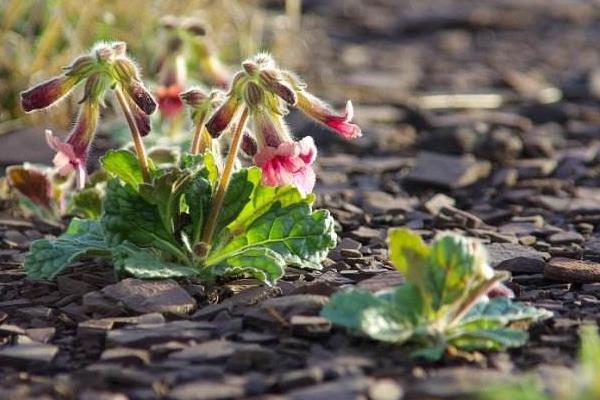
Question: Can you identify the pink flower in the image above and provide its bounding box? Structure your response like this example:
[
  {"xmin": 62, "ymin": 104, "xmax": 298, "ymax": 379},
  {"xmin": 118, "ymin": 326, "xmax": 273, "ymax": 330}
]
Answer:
[
  {"xmin": 44, "ymin": 101, "xmax": 99, "ymax": 190},
  {"xmin": 296, "ymin": 91, "xmax": 361, "ymax": 140},
  {"xmin": 254, "ymin": 136, "xmax": 317, "ymax": 195},
  {"xmin": 45, "ymin": 130, "xmax": 86, "ymax": 190}
]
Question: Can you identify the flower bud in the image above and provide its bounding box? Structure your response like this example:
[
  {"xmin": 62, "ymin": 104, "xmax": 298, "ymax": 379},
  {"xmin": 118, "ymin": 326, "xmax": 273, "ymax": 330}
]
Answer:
[
  {"xmin": 241, "ymin": 132, "xmax": 257, "ymax": 157},
  {"xmin": 180, "ymin": 88, "xmax": 207, "ymax": 107},
  {"xmin": 252, "ymin": 107, "xmax": 290, "ymax": 147},
  {"xmin": 128, "ymin": 99, "xmax": 151, "ymax": 137},
  {"xmin": 258, "ymin": 69, "xmax": 296, "ymax": 105},
  {"xmin": 95, "ymin": 45, "xmax": 115, "ymax": 64},
  {"xmin": 112, "ymin": 41, "xmax": 127, "ymax": 57},
  {"xmin": 63, "ymin": 55, "xmax": 96, "ymax": 80},
  {"xmin": 205, "ymin": 94, "xmax": 240, "ymax": 138},
  {"xmin": 244, "ymin": 81, "xmax": 264, "ymax": 109},
  {"xmin": 112, "ymin": 58, "xmax": 139, "ymax": 83},
  {"xmin": 20, "ymin": 76, "xmax": 77, "ymax": 112},
  {"xmin": 80, "ymin": 73, "xmax": 110, "ymax": 104},
  {"xmin": 126, "ymin": 81, "xmax": 157, "ymax": 115}
]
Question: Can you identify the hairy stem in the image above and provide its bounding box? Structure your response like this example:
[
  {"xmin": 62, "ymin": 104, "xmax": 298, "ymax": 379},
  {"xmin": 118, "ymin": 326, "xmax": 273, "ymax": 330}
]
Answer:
[
  {"xmin": 190, "ymin": 124, "xmax": 212, "ymax": 155},
  {"xmin": 200, "ymin": 107, "xmax": 249, "ymax": 246},
  {"xmin": 114, "ymin": 87, "xmax": 150, "ymax": 183}
]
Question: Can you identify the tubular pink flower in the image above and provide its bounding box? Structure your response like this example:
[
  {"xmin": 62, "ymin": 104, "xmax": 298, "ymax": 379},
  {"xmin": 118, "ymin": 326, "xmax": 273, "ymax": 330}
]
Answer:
[
  {"xmin": 296, "ymin": 91, "xmax": 362, "ymax": 140},
  {"xmin": 254, "ymin": 136, "xmax": 317, "ymax": 195},
  {"xmin": 45, "ymin": 101, "xmax": 99, "ymax": 190}
]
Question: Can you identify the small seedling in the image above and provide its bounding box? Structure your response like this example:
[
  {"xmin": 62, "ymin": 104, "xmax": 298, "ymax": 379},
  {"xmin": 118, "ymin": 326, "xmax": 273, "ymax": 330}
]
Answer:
[{"xmin": 321, "ymin": 228, "xmax": 551, "ymax": 360}]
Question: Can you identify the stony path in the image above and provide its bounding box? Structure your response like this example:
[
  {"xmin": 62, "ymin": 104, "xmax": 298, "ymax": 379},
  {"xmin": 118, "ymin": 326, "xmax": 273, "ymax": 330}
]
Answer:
[{"xmin": 3, "ymin": 0, "xmax": 600, "ymax": 399}]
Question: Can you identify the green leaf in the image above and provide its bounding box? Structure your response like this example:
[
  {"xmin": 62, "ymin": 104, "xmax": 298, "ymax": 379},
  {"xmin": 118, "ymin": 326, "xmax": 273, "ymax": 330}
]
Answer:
[
  {"xmin": 208, "ymin": 201, "xmax": 336, "ymax": 269},
  {"xmin": 321, "ymin": 289, "xmax": 385, "ymax": 332},
  {"xmin": 183, "ymin": 172, "xmax": 212, "ymax": 246},
  {"xmin": 101, "ymin": 149, "xmax": 143, "ymax": 187},
  {"xmin": 449, "ymin": 327, "xmax": 528, "ymax": 351},
  {"xmin": 227, "ymin": 171, "xmax": 313, "ymax": 235},
  {"xmin": 180, "ymin": 152, "xmax": 219, "ymax": 185},
  {"xmin": 387, "ymin": 228, "xmax": 429, "ymax": 275},
  {"xmin": 102, "ymin": 179, "xmax": 188, "ymax": 262},
  {"xmin": 424, "ymin": 234, "xmax": 484, "ymax": 311},
  {"xmin": 112, "ymin": 243, "xmax": 197, "ymax": 279},
  {"xmin": 68, "ymin": 186, "xmax": 103, "ymax": 220},
  {"xmin": 139, "ymin": 169, "xmax": 193, "ymax": 235},
  {"xmin": 212, "ymin": 247, "xmax": 286, "ymax": 286},
  {"xmin": 460, "ymin": 297, "xmax": 552, "ymax": 327},
  {"xmin": 25, "ymin": 219, "xmax": 111, "ymax": 280},
  {"xmin": 215, "ymin": 168, "xmax": 258, "ymax": 237}
]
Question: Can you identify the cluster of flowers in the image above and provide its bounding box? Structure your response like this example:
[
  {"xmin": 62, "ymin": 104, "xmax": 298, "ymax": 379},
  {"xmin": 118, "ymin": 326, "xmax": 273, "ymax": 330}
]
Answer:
[
  {"xmin": 21, "ymin": 44, "xmax": 360, "ymax": 196},
  {"xmin": 21, "ymin": 42, "xmax": 156, "ymax": 189}
]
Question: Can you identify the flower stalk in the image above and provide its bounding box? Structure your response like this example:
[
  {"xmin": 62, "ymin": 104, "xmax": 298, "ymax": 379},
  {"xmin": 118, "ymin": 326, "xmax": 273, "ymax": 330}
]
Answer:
[
  {"xmin": 200, "ymin": 107, "xmax": 249, "ymax": 247},
  {"xmin": 114, "ymin": 86, "xmax": 151, "ymax": 183}
]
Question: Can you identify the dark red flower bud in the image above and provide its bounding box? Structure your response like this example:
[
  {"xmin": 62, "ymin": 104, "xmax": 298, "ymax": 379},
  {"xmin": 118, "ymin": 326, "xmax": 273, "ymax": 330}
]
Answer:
[
  {"xmin": 205, "ymin": 94, "xmax": 240, "ymax": 138},
  {"xmin": 259, "ymin": 69, "xmax": 297, "ymax": 105},
  {"xmin": 241, "ymin": 132, "xmax": 257, "ymax": 157},
  {"xmin": 20, "ymin": 76, "xmax": 76, "ymax": 112},
  {"xmin": 127, "ymin": 81, "xmax": 157, "ymax": 115}
]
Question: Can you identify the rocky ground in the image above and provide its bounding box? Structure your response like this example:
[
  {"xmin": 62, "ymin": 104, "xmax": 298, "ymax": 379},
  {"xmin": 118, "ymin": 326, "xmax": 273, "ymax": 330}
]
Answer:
[{"xmin": 3, "ymin": 0, "xmax": 600, "ymax": 399}]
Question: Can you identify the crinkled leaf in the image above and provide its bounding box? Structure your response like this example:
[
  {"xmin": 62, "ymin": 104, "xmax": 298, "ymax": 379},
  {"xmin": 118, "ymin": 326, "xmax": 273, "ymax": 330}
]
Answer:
[
  {"xmin": 215, "ymin": 168, "xmax": 257, "ymax": 237},
  {"xmin": 209, "ymin": 201, "xmax": 336, "ymax": 269},
  {"xmin": 139, "ymin": 169, "xmax": 193, "ymax": 235},
  {"xmin": 388, "ymin": 228, "xmax": 429, "ymax": 275},
  {"xmin": 180, "ymin": 152, "xmax": 219, "ymax": 185},
  {"xmin": 449, "ymin": 327, "xmax": 528, "ymax": 351},
  {"xmin": 68, "ymin": 186, "xmax": 103, "ymax": 220},
  {"xmin": 25, "ymin": 219, "xmax": 110, "ymax": 280},
  {"xmin": 183, "ymin": 173, "xmax": 212, "ymax": 246},
  {"xmin": 460, "ymin": 297, "xmax": 552, "ymax": 327},
  {"xmin": 112, "ymin": 243, "xmax": 197, "ymax": 279},
  {"xmin": 101, "ymin": 179, "xmax": 188, "ymax": 262},
  {"xmin": 227, "ymin": 170, "xmax": 313, "ymax": 235},
  {"xmin": 212, "ymin": 247, "xmax": 285, "ymax": 286},
  {"xmin": 101, "ymin": 149, "xmax": 144, "ymax": 187},
  {"xmin": 321, "ymin": 289, "xmax": 386, "ymax": 332}
]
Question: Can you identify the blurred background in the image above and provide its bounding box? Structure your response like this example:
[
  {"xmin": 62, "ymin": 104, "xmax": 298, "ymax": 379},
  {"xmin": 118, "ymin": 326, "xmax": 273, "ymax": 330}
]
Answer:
[{"xmin": 3, "ymin": 0, "xmax": 600, "ymax": 166}]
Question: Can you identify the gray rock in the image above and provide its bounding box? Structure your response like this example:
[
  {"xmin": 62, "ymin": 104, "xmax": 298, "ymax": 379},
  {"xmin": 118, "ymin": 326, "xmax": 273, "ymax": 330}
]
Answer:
[
  {"xmin": 486, "ymin": 243, "xmax": 550, "ymax": 274},
  {"xmin": 168, "ymin": 380, "xmax": 245, "ymax": 400},
  {"xmin": 407, "ymin": 151, "xmax": 491, "ymax": 189},
  {"xmin": 549, "ymin": 231, "xmax": 585, "ymax": 245},
  {"xmin": 169, "ymin": 339, "xmax": 238, "ymax": 363},
  {"xmin": 0, "ymin": 343, "xmax": 58, "ymax": 366},
  {"xmin": 107, "ymin": 320, "xmax": 213, "ymax": 347},
  {"xmin": 369, "ymin": 379, "xmax": 404, "ymax": 400},
  {"xmin": 260, "ymin": 295, "xmax": 329, "ymax": 317},
  {"xmin": 289, "ymin": 377, "xmax": 371, "ymax": 400},
  {"xmin": 101, "ymin": 278, "xmax": 197, "ymax": 315}
]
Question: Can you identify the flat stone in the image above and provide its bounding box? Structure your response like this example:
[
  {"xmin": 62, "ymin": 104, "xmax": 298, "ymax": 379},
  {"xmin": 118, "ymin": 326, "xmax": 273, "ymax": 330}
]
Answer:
[
  {"xmin": 289, "ymin": 377, "xmax": 371, "ymax": 400},
  {"xmin": 25, "ymin": 327, "xmax": 55, "ymax": 343},
  {"xmin": 545, "ymin": 258, "xmax": 600, "ymax": 283},
  {"xmin": 406, "ymin": 151, "xmax": 491, "ymax": 189},
  {"xmin": 362, "ymin": 191, "xmax": 416, "ymax": 215},
  {"xmin": 106, "ymin": 320, "xmax": 213, "ymax": 347},
  {"xmin": 486, "ymin": 243, "xmax": 550, "ymax": 274},
  {"xmin": 260, "ymin": 295, "xmax": 328, "ymax": 317},
  {"xmin": 100, "ymin": 347, "xmax": 151, "ymax": 366},
  {"xmin": 0, "ymin": 343, "xmax": 58, "ymax": 366},
  {"xmin": 369, "ymin": 379, "xmax": 404, "ymax": 400},
  {"xmin": 78, "ymin": 313, "xmax": 166, "ymax": 335},
  {"xmin": 424, "ymin": 193, "xmax": 456, "ymax": 215},
  {"xmin": 169, "ymin": 339, "xmax": 237, "ymax": 363},
  {"xmin": 290, "ymin": 315, "xmax": 331, "ymax": 338},
  {"xmin": 357, "ymin": 271, "xmax": 405, "ymax": 292},
  {"xmin": 549, "ymin": 231, "xmax": 585, "ymax": 245},
  {"xmin": 408, "ymin": 368, "xmax": 516, "ymax": 398},
  {"xmin": 169, "ymin": 380, "xmax": 244, "ymax": 400},
  {"xmin": 512, "ymin": 158, "xmax": 557, "ymax": 179},
  {"xmin": 101, "ymin": 278, "xmax": 196, "ymax": 315}
]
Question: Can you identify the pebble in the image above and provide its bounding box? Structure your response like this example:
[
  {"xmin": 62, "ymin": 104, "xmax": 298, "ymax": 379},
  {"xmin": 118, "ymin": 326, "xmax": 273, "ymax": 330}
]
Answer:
[
  {"xmin": 407, "ymin": 151, "xmax": 491, "ymax": 189},
  {"xmin": 486, "ymin": 243, "xmax": 549, "ymax": 274},
  {"xmin": 0, "ymin": 343, "xmax": 58, "ymax": 367},
  {"xmin": 545, "ymin": 257, "xmax": 600, "ymax": 283}
]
